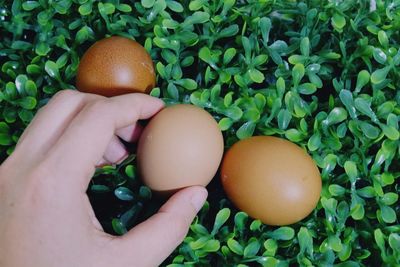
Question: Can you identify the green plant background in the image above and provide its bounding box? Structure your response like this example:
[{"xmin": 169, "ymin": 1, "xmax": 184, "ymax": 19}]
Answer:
[{"xmin": 1, "ymin": 0, "xmax": 399, "ymax": 266}]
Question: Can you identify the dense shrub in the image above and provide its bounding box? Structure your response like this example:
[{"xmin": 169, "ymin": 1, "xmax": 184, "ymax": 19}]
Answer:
[{"xmin": 0, "ymin": 0, "xmax": 399, "ymax": 266}]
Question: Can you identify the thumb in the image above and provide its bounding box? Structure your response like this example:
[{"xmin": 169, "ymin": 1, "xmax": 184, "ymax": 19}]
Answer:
[{"xmin": 115, "ymin": 186, "xmax": 208, "ymax": 267}]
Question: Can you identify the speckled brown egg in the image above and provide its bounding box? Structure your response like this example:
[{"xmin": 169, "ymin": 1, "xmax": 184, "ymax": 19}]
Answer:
[
  {"xmin": 221, "ymin": 136, "xmax": 321, "ymax": 226},
  {"xmin": 76, "ymin": 36, "xmax": 155, "ymax": 97},
  {"xmin": 137, "ymin": 104, "xmax": 224, "ymax": 193}
]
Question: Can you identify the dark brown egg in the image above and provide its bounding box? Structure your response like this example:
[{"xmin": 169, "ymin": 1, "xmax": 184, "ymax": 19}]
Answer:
[
  {"xmin": 137, "ymin": 104, "xmax": 224, "ymax": 193},
  {"xmin": 76, "ymin": 36, "xmax": 155, "ymax": 97},
  {"xmin": 221, "ymin": 136, "xmax": 321, "ymax": 226}
]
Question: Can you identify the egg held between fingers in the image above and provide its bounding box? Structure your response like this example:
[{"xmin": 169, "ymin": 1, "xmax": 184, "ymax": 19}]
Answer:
[
  {"xmin": 137, "ymin": 104, "xmax": 224, "ymax": 193},
  {"xmin": 221, "ymin": 136, "xmax": 322, "ymax": 226}
]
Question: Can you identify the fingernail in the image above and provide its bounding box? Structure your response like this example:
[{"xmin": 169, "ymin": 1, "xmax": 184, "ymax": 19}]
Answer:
[
  {"xmin": 116, "ymin": 152, "xmax": 129, "ymax": 164},
  {"xmin": 191, "ymin": 187, "xmax": 208, "ymax": 212},
  {"xmin": 96, "ymin": 158, "xmax": 110, "ymax": 167}
]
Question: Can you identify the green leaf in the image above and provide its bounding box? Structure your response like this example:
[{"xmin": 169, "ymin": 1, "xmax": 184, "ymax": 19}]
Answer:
[
  {"xmin": 276, "ymin": 77, "xmax": 286, "ymax": 96},
  {"xmin": 244, "ymin": 240, "xmax": 261, "ymax": 258},
  {"xmin": 139, "ymin": 186, "xmax": 152, "ymax": 200},
  {"xmin": 79, "ymin": 2, "xmax": 92, "ymax": 15},
  {"xmin": 219, "ymin": 118, "xmax": 233, "ymax": 131},
  {"xmin": 370, "ymin": 66, "xmax": 390, "ymax": 84},
  {"xmin": 98, "ymin": 2, "xmax": 115, "ymax": 15},
  {"xmin": 112, "ymin": 218, "xmax": 127, "ymax": 235},
  {"xmin": 381, "ymin": 205, "xmax": 396, "ymax": 223},
  {"xmin": 344, "ymin": 161, "xmax": 358, "ymax": 181},
  {"xmin": 45, "ymin": 60, "xmax": 60, "ymax": 79},
  {"xmin": 354, "ymin": 98, "xmax": 376, "ymax": 120},
  {"xmin": 381, "ymin": 192, "xmax": 398, "ymax": 206},
  {"xmin": 250, "ymin": 220, "xmax": 262, "ymax": 231},
  {"xmin": 285, "ymin": 128, "xmax": 305, "ymax": 142},
  {"xmin": 388, "ymin": 233, "xmax": 400, "ymax": 252},
  {"xmin": 117, "ymin": 4, "xmax": 132, "ymax": 12},
  {"xmin": 24, "ymin": 80, "xmax": 37, "ymax": 96},
  {"xmin": 351, "ymin": 203, "xmax": 365, "ymax": 220},
  {"xmin": 298, "ymin": 227, "xmax": 313, "ymax": 255},
  {"xmin": 332, "ymin": 13, "xmax": 346, "ymax": 31},
  {"xmin": 218, "ymin": 25, "xmax": 239, "ymax": 39},
  {"xmin": 0, "ymin": 133, "xmax": 13, "ymax": 146},
  {"xmin": 125, "ymin": 165, "xmax": 136, "ymax": 178},
  {"xmin": 288, "ymin": 55, "xmax": 306, "ymax": 64},
  {"xmin": 223, "ymin": 48, "xmax": 236, "ymax": 65},
  {"xmin": 15, "ymin": 74, "xmax": 28, "ymax": 95},
  {"xmin": 300, "ymin": 37, "xmax": 310, "ymax": 57},
  {"xmin": 22, "ymin": 1, "xmax": 40, "ymax": 11},
  {"xmin": 189, "ymin": 0, "xmax": 207, "ymax": 11},
  {"xmin": 189, "ymin": 236, "xmax": 210, "ymax": 250},
  {"xmin": 270, "ymin": 227, "xmax": 295, "ymax": 240},
  {"xmin": 185, "ymin": 11, "xmax": 209, "ymax": 25},
  {"xmin": 234, "ymin": 212, "xmax": 248, "ymax": 232},
  {"xmin": 292, "ymin": 64, "xmax": 305, "ymax": 87},
  {"xmin": 357, "ymin": 186, "xmax": 375, "ymax": 198},
  {"xmin": 360, "ymin": 121, "xmax": 380, "ymax": 139},
  {"xmin": 325, "ymin": 107, "xmax": 348, "ymax": 125},
  {"xmin": 167, "ymin": 83, "xmax": 179, "ymax": 100},
  {"xmin": 11, "ymin": 41, "xmax": 32, "ymax": 50},
  {"xmin": 236, "ymin": 122, "xmax": 256, "ymax": 139},
  {"xmin": 224, "ymin": 106, "xmax": 242, "ymax": 120},
  {"xmin": 328, "ymin": 235, "xmax": 342, "ymax": 252},
  {"xmin": 277, "ymin": 109, "xmax": 292, "ymax": 130},
  {"xmin": 248, "ymin": 68, "xmax": 264, "ymax": 83},
  {"xmin": 329, "ymin": 184, "xmax": 346, "ymax": 196},
  {"xmin": 380, "ymin": 124, "xmax": 399, "ymax": 140},
  {"xmin": 297, "ymin": 83, "xmax": 317, "ymax": 95},
  {"xmin": 167, "ymin": 1, "xmax": 183, "ymax": 12},
  {"xmin": 199, "ymin": 241, "xmax": 221, "ymax": 255},
  {"xmin": 18, "ymin": 97, "xmax": 37, "ymax": 110},
  {"xmin": 378, "ymin": 30, "xmax": 389, "ymax": 47},
  {"xmin": 373, "ymin": 48, "xmax": 387, "ymax": 64},
  {"xmin": 35, "ymin": 42, "xmax": 50, "ymax": 56},
  {"xmin": 212, "ymin": 208, "xmax": 230, "ymax": 235},
  {"xmin": 141, "ymin": 0, "xmax": 155, "ymax": 8},
  {"xmin": 26, "ymin": 64, "xmax": 41, "ymax": 75},
  {"xmin": 263, "ymin": 239, "xmax": 278, "ymax": 256},
  {"xmin": 374, "ymin": 229, "xmax": 385, "ymax": 251},
  {"xmin": 227, "ymin": 239, "xmax": 243, "ymax": 255},
  {"xmin": 307, "ymin": 132, "xmax": 321, "ymax": 151},
  {"xmin": 175, "ymin": 79, "xmax": 197, "ymax": 90},
  {"xmin": 90, "ymin": 184, "xmax": 110, "ymax": 193},
  {"xmin": 76, "ymin": 26, "xmax": 94, "ymax": 44},
  {"xmin": 114, "ymin": 187, "xmax": 134, "ymax": 201},
  {"xmin": 355, "ymin": 70, "xmax": 370, "ymax": 92},
  {"xmin": 150, "ymin": 87, "xmax": 160, "ymax": 97}
]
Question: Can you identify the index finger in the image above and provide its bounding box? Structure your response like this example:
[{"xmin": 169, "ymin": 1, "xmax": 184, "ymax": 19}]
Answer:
[{"xmin": 44, "ymin": 93, "xmax": 164, "ymax": 191}]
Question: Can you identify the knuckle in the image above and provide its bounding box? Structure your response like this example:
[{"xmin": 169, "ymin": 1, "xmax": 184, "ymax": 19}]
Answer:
[
  {"xmin": 52, "ymin": 89, "xmax": 79, "ymax": 102},
  {"xmin": 84, "ymin": 99, "xmax": 109, "ymax": 115},
  {"xmin": 38, "ymin": 90, "xmax": 79, "ymax": 115},
  {"xmin": 82, "ymin": 99, "xmax": 112, "ymax": 122}
]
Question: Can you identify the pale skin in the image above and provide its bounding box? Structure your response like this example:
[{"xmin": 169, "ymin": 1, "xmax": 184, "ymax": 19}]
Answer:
[{"xmin": 0, "ymin": 91, "xmax": 208, "ymax": 267}]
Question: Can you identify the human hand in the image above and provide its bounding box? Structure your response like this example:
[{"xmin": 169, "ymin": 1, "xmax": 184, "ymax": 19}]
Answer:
[{"xmin": 0, "ymin": 90, "xmax": 208, "ymax": 267}]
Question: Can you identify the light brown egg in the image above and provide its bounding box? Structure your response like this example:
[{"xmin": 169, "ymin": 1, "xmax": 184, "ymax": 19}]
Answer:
[
  {"xmin": 221, "ymin": 136, "xmax": 321, "ymax": 225},
  {"xmin": 137, "ymin": 104, "xmax": 224, "ymax": 193},
  {"xmin": 76, "ymin": 36, "xmax": 155, "ymax": 97}
]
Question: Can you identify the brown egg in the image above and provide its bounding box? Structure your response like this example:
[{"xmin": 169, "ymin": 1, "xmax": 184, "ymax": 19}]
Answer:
[
  {"xmin": 76, "ymin": 36, "xmax": 155, "ymax": 97},
  {"xmin": 137, "ymin": 104, "xmax": 224, "ymax": 193},
  {"xmin": 221, "ymin": 136, "xmax": 321, "ymax": 225}
]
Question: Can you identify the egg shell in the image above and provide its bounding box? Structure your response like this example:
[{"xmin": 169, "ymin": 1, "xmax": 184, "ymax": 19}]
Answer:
[
  {"xmin": 221, "ymin": 136, "xmax": 321, "ymax": 226},
  {"xmin": 76, "ymin": 36, "xmax": 155, "ymax": 97},
  {"xmin": 137, "ymin": 104, "xmax": 224, "ymax": 192}
]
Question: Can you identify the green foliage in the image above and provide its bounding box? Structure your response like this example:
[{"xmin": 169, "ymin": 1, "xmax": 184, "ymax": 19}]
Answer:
[{"xmin": 1, "ymin": 0, "xmax": 399, "ymax": 266}]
